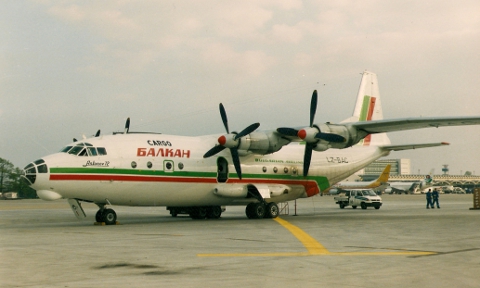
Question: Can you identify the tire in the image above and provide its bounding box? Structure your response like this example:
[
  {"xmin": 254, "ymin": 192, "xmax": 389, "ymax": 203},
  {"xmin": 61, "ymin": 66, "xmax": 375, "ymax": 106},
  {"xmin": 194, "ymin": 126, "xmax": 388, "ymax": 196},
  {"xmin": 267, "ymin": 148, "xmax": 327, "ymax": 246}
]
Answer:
[
  {"xmin": 339, "ymin": 203, "xmax": 345, "ymax": 209},
  {"xmin": 102, "ymin": 209, "xmax": 117, "ymax": 225},
  {"xmin": 95, "ymin": 210, "xmax": 103, "ymax": 222},
  {"xmin": 265, "ymin": 202, "xmax": 279, "ymax": 218},
  {"xmin": 361, "ymin": 202, "xmax": 367, "ymax": 209},
  {"xmin": 207, "ymin": 206, "xmax": 222, "ymax": 219},
  {"xmin": 352, "ymin": 206, "xmax": 357, "ymax": 209},
  {"xmin": 190, "ymin": 207, "xmax": 207, "ymax": 219},
  {"xmin": 245, "ymin": 203, "xmax": 256, "ymax": 219},
  {"xmin": 374, "ymin": 205, "xmax": 380, "ymax": 210},
  {"xmin": 244, "ymin": 202, "xmax": 265, "ymax": 219}
]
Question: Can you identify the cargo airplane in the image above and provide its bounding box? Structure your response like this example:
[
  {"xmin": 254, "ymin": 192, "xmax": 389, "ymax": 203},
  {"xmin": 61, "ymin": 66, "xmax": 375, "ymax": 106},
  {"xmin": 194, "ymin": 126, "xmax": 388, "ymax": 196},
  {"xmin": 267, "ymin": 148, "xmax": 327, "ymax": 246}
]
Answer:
[{"xmin": 22, "ymin": 71, "xmax": 480, "ymax": 224}]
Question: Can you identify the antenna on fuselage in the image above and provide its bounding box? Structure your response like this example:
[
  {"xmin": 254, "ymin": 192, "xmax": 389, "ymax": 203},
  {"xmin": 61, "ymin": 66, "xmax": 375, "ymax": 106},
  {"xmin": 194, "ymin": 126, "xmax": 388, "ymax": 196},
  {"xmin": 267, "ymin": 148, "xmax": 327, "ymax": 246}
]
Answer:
[
  {"xmin": 124, "ymin": 118, "xmax": 130, "ymax": 134},
  {"xmin": 95, "ymin": 129, "xmax": 101, "ymax": 137}
]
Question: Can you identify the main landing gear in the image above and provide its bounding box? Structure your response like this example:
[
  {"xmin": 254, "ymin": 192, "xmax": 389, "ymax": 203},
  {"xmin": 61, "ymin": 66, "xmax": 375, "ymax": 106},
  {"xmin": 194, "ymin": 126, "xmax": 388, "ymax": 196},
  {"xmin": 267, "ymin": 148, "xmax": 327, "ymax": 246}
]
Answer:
[
  {"xmin": 95, "ymin": 205, "xmax": 117, "ymax": 225},
  {"xmin": 245, "ymin": 202, "xmax": 279, "ymax": 219}
]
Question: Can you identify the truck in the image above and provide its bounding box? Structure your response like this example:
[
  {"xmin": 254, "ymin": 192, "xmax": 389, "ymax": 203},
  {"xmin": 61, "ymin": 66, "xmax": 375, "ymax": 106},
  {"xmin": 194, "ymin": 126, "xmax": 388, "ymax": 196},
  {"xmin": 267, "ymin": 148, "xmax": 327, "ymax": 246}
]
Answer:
[{"xmin": 334, "ymin": 189, "xmax": 382, "ymax": 209}]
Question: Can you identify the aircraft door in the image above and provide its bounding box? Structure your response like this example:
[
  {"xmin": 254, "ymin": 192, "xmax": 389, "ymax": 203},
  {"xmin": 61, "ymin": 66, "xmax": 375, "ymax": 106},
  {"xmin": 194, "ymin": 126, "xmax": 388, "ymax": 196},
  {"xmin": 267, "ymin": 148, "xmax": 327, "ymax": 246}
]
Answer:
[{"xmin": 217, "ymin": 157, "xmax": 228, "ymax": 183}]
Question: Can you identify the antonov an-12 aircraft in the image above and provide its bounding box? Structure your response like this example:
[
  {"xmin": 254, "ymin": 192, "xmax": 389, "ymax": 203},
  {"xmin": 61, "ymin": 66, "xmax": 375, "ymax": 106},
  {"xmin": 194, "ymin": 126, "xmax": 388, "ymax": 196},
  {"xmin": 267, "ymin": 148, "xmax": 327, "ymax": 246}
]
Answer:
[{"xmin": 22, "ymin": 71, "xmax": 480, "ymax": 224}]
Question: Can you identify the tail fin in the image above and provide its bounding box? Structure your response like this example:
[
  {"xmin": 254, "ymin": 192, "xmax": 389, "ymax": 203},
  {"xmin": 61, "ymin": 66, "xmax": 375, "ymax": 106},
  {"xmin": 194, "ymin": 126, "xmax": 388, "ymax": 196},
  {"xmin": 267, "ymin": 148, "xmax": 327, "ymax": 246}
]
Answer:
[
  {"xmin": 342, "ymin": 71, "xmax": 390, "ymax": 146},
  {"xmin": 377, "ymin": 164, "xmax": 391, "ymax": 183},
  {"xmin": 370, "ymin": 164, "xmax": 391, "ymax": 188}
]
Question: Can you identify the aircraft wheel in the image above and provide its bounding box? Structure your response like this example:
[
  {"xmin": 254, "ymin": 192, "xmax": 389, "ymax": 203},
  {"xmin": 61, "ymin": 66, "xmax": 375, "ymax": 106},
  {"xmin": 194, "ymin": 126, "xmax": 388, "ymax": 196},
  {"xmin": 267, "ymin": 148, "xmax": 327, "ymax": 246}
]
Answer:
[
  {"xmin": 245, "ymin": 203, "xmax": 256, "ymax": 219},
  {"xmin": 352, "ymin": 206, "xmax": 357, "ymax": 209},
  {"xmin": 361, "ymin": 202, "xmax": 367, "ymax": 209},
  {"xmin": 103, "ymin": 209, "xmax": 117, "ymax": 225},
  {"xmin": 339, "ymin": 203, "xmax": 345, "ymax": 209},
  {"xmin": 207, "ymin": 206, "xmax": 222, "ymax": 219},
  {"xmin": 264, "ymin": 202, "xmax": 279, "ymax": 218},
  {"xmin": 252, "ymin": 203, "xmax": 266, "ymax": 219},
  {"xmin": 95, "ymin": 210, "xmax": 104, "ymax": 222},
  {"xmin": 190, "ymin": 207, "xmax": 207, "ymax": 219}
]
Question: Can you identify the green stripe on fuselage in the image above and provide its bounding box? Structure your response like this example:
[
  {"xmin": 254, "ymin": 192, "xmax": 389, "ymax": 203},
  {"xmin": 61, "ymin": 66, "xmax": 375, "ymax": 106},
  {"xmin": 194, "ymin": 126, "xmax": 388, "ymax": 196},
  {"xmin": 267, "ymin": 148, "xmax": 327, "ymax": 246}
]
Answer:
[{"xmin": 49, "ymin": 167, "xmax": 330, "ymax": 191}]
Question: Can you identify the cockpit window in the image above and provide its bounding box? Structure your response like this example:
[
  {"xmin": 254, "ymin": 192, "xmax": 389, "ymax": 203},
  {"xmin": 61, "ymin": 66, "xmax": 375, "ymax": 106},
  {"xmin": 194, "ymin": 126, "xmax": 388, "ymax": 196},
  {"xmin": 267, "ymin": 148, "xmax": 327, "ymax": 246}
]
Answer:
[
  {"xmin": 63, "ymin": 143, "xmax": 107, "ymax": 156},
  {"xmin": 68, "ymin": 146, "xmax": 84, "ymax": 155},
  {"xmin": 87, "ymin": 147, "xmax": 98, "ymax": 156},
  {"xmin": 60, "ymin": 146, "xmax": 73, "ymax": 153}
]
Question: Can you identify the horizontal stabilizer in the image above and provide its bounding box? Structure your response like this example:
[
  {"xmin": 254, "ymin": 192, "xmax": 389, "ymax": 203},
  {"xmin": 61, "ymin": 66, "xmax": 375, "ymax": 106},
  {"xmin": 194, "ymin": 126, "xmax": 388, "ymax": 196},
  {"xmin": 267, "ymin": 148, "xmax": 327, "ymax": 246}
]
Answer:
[{"xmin": 380, "ymin": 142, "xmax": 449, "ymax": 152}]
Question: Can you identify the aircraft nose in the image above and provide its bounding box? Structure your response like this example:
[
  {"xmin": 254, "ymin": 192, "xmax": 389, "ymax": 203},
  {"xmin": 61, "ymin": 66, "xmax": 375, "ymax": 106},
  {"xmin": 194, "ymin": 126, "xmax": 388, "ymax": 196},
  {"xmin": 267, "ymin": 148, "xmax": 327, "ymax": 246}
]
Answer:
[{"xmin": 22, "ymin": 159, "xmax": 49, "ymax": 185}]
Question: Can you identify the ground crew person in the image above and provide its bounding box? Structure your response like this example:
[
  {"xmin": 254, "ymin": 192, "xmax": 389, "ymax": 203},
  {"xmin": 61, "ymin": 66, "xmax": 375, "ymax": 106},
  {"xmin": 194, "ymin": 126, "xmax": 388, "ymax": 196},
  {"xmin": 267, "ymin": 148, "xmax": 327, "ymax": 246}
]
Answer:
[
  {"xmin": 432, "ymin": 188, "xmax": 440, "ymax": 208},
  {"xmin": 426, "ymin": 189, "xmax": 433, "ymax": 209}
]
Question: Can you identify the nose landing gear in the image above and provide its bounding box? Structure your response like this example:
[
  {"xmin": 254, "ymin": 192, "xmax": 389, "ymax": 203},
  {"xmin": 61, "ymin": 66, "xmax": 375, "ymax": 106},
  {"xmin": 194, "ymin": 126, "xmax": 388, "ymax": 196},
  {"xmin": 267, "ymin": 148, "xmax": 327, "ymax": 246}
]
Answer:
[{"xmin": 95, "ymin": 205, "xmax": 118, "ymax": 225}]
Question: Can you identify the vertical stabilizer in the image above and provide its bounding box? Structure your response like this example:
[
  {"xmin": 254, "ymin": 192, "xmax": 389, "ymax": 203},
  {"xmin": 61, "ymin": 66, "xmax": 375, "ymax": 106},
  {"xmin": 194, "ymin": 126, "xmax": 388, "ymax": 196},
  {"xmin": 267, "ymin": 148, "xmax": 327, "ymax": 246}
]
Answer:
[{"xmin": 342, "ymin": 71, "xmax": 390, "ymax": 146}]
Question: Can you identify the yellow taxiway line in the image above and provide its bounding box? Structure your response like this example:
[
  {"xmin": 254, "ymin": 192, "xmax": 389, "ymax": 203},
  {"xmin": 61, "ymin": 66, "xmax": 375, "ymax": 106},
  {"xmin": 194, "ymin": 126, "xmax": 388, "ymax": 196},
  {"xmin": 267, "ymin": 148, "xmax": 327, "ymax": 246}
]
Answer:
[{"xmin": 198, "ymin": 217, "xmax": 436, "ymax": 257}]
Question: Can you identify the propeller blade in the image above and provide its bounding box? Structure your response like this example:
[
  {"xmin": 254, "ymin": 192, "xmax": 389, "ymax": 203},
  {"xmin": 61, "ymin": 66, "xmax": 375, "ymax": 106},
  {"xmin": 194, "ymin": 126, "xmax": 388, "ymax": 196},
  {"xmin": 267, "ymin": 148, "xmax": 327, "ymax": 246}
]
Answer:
[
  {"xmin": 303, "ymin": 143, "xmax": 315, "ymax": 177},
  {"xmin": 276, "ymin": 127, "xmax": 299, "ymax": 136},
  {"xmin": 219, "ymin": 103, "xmax": 229, "ymax": 134},
  {"xmin": 203, "ymin": 145, "xmax": 226, "ymax": 158},
  {"xmin": 95, "ymin": 130, "xmax": 101, "ymax": 137},
  {"xmin": 309, "ymin": 90, "xmax": 318, "ymax": 127},
  {"xmin": 315, "ymin": 132, "xmax": 346, "ymax": 143},
  {"xmin": 230, "ymin": 148, "xmax": 242, "ymax": 179},
  {"xmin": 234, "ymin": 122, "xmax": 260, "ymax": 140},
  {"xmin": 124, "ymin": 117, "xmax": 130, "ymax": 134}
]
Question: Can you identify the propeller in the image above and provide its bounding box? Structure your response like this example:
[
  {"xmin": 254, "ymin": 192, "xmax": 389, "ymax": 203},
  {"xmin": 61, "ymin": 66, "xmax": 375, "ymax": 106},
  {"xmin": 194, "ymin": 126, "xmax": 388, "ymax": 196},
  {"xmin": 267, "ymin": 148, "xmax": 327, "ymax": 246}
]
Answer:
[
  {"xmin": 203, "ymin": 103, "xmax": 260, "ymax": 179},
  {"xmin": 277, "ymin": 90, "xmax": 345, "ymax": 177}
]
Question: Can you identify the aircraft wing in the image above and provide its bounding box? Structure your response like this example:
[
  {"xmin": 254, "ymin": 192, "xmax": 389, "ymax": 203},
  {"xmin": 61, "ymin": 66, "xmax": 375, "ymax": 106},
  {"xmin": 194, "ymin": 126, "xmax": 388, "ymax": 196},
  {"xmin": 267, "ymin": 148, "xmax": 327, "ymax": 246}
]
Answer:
[
  {"xmin": 380, "ymin": 142, "xmax": 449, "ymax": 152},
  {"xmin": 349, "ymin": 116, "xmax": 480, "ymax": 133}
]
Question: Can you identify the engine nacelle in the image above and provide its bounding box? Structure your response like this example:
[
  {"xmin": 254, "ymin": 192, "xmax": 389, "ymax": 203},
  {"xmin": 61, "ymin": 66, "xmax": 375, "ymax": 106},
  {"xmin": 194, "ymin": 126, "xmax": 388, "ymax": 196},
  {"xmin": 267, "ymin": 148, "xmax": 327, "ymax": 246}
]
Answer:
[
  {"xmin": 213, "ymin": 184, "xmax": 248, "ymax": 198},
  {"xmin": 312, "ymin": 123, "xmax": 368, "ymax": 151},
  {"xmin": 237, "ymin": 131, "xmax": 290, "ymax": 155}
]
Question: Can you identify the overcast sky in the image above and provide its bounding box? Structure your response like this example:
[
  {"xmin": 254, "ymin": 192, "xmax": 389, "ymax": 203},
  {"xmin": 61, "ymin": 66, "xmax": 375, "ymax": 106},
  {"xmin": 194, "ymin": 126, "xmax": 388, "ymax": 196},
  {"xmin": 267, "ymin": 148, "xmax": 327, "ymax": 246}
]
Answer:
[{"xmin": 2, "ymin": 1, "xmax": 480, "ymax": 175}]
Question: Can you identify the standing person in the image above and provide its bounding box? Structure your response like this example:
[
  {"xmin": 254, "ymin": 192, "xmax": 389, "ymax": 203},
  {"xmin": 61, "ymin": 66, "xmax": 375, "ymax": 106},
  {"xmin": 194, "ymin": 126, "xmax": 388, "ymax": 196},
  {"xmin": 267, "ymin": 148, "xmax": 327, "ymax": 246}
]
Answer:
[
  {"xmin": 426, "ymin": 189, "xmax": 433, "ymax": 209},
  {"xmin": 432, "ymin": 188, "xmax": 440, "ymax": 208}
]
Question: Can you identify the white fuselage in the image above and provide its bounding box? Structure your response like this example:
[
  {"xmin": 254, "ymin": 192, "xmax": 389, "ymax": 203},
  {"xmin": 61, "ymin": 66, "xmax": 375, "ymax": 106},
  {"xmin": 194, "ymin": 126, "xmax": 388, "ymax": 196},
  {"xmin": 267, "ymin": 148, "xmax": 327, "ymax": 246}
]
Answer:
[{"xmin": 27, "ymin": 133, "xmax": 390, "ymax": 207}]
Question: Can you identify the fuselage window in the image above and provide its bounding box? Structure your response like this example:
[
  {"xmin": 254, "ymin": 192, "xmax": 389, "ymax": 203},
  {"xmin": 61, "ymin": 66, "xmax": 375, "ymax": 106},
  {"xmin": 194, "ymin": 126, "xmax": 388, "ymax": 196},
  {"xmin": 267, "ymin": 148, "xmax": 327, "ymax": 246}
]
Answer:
[
  {"xmin": 97, "ymin": 147, "xmax": 107, "ymax": 155},
  {"xmin": 37, "ymin": 164, "xmax": 48, "ymax": 173}
]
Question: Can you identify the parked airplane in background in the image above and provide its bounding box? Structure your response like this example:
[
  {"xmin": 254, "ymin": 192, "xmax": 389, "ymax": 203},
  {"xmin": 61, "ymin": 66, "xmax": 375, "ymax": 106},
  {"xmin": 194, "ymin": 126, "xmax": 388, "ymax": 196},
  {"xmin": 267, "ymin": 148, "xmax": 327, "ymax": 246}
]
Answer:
[
  {"xmin": 386, "ymin": 174, "xmax": 433, "ymax": 194},
  {"xmin": 22, "ymin": 71, "xmax": 480, "ymax": 224},
  {"xmin": 326, "ymin": 165, "xmax": 391, "ymax": 195}
]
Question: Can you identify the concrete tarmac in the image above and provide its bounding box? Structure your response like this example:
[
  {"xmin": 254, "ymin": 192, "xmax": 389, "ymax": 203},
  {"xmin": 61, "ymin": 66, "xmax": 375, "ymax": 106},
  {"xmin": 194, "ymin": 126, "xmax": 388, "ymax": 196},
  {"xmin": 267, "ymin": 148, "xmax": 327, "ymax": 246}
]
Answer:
[{"xmin": 1, "ymin": 194, "xmax": 479, "ymax": 287}]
